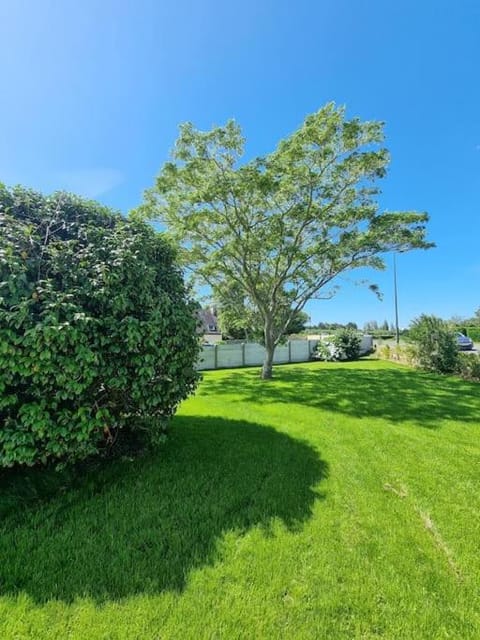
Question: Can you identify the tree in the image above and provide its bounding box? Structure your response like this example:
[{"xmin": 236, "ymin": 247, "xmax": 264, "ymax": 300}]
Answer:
[
  {"xmin": 364, "ymin": 320, "xmax": 379, "ymax": 332},
  {"xmin": 0, "ymin": 185, "xmax": 199, "ymax": 467},
  {"xmin": 216, "ymin": 282, "xmax": 308, "ymax": 341},
  {"xmin": 409, "ymin": 315, "xmax": 458, "ymax": 373},
  {"xmin": 287, "ymin": 310, "xmax": 310, "ymax": 335},
  {"xmin": 137, "ymin": 103, "xmax": 433, "ymax": 379},
  {"xmin": 448, "ymin": 315, "xmax": 466, "ymax": 326}
]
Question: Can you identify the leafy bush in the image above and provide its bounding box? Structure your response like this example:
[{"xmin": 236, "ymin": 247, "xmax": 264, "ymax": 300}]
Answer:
[
  {"xmin": 331, "ymin": 328, "xmax": 361, "ymax": 361},
  {"xmin": 377, "ymin": 344, "xmax": 391, "ymax": 360},
  {"xmin": 377, "ymin": 343, "xmax": 417, "ymax": 366},
  {"xmin": 456, "ymin": 353, "xmax": 480, "ymax": 382},
  {"xmin": 0, "ymin": 185, "xmax": 200, "ymax": 467},
  {"xmin": 313, "ymin": 340, "xmax": 335, "ymax": 361},
  {"xmin": 315, "ymin": 328, "xmax": 361, "ymax": 361},
  {"xmin": 465, "ymin": 326, "xmax": 480, "ymax": 342},
  {"xmin": 408, "ymin": 315, "xmax": 458, "ymax": 373}
]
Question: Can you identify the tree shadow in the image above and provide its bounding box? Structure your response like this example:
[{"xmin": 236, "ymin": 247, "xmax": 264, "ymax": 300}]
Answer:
[
  {"xmin": 200, "ymin": 361, "xmax": 480, "ymax": 428},
  {"xmin": 0, "ymin": 416, "xmax": 327, "ymax": 603}
]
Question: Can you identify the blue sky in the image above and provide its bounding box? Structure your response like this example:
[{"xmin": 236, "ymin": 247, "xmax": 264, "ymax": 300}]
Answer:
[{"xmin": 1, "ymin": 0, "xmax": 479, "ymax": 327}]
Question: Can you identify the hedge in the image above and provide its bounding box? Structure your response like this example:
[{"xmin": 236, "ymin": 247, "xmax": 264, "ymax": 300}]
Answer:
[{"xmin": 0, "ymin": 185, "xmax": 199, "ymax": 467}]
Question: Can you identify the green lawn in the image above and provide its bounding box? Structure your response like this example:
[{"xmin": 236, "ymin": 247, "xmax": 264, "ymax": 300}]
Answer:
[{"xmin": 1, "ymin": 360, "xmax": 479, "ymax": 639}]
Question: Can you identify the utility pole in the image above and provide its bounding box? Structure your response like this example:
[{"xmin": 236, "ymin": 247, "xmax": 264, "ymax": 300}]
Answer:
[{"xmin": 393, "ymin": 253, "xmax": 400, "ymax": 345}]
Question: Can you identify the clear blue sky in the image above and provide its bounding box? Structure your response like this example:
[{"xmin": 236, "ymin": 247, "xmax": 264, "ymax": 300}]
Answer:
[{"xmin": 1, "ymin": 0, "xmax": 479, "ymax": 328}]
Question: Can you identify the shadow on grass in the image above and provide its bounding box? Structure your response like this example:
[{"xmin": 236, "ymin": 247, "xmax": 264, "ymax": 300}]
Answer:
[
  {"xmin": 200, "ymin": 361, "xmax": 480, "ymax": 428},
  {"xmin": 0, "ymin": 416, "xmax": 327, "ymax": 603}
]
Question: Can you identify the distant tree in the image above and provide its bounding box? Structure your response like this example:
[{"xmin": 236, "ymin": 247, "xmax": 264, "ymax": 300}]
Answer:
[
  {"xmin": 381, "ymin": 319, "xmax": 389, "ymax": 331},
  {"xmin": 137, "ymin": 103, "xmax": 433, "ymax": 378},
  {"xmin": 286, "ymin": 311, "xmax": 309, "ymax": 335},
  {"xmin": 346, "ymin": 321, "xmax": 358, "ymax": 330},
  {"xmin": 448, "ymin": 315, "xmax": 466, "ymax": 326},
  {"xmin": 364, "ymin": 320, "xmax": 379, "ymax": 332}
]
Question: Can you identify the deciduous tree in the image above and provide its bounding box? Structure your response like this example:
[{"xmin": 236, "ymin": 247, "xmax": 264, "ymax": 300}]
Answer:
[{"xmin": 137, "ymin": 104, "xmax": 433, "ymax": 378}]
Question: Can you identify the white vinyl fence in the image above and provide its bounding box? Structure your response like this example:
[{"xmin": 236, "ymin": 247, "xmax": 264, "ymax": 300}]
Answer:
[{"xmin": 197, "ymin": 336, "xmax": 373, "ymax": 371}]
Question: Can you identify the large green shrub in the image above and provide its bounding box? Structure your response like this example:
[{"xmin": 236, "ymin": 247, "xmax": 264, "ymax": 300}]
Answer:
[
  {"xmin": 315, "ymin": 328, "xmax": 361, "ymax": 361},
  {"xmin": 0, "ymin": 185, "xmax": 199, "ymax": 467},
  {"xmin": 331, "ymin": 328, "xmax": 361, "ymax": 361},
  {"xmin": 409, "ymin": 315, "xmax": 458, "ymax": 373},
  {"xmin": 456, "ymin": 353, "xmax": 480, "ymax": 382}
]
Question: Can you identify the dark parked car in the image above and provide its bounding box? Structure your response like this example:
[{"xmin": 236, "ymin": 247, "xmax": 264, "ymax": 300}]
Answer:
[{"xmin": 455, "ymin": 332, "xmax": 474, "ymax": 350}]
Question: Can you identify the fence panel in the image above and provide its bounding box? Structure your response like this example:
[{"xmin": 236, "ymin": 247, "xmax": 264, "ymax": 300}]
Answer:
[
  {"xmin": 198, "ymin": 346, "xmax": 216, "ymax": 370},
  {"xmin": 244, "ymin": 343, "xmax": 265, "ymax": 366},
  {"xmin": 198, "ymin": 339, "xmax": 317, "ymax": 370},
  {"xmin": 216, "ymin": 343, "xmax": 243, "ymax": 369},
  {"xmin": 272, "ymin": 344, "xmax": 289, "ymax": 364},
  {"xmin": 196, "ymin": 337, "xmax": 371, "ymax": 371},
  {"xmin": 291, "ymin": 340, "xmax": 311, "ymax": 362}
]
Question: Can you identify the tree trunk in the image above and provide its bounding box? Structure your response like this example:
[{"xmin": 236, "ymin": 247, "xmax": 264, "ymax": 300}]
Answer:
[{"xmin": 261, "ymin": 323, "xmax": 275, "ymax": 379}]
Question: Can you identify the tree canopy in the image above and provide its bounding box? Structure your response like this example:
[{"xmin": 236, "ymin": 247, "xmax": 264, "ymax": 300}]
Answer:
[{"xmin": 137, "ymin": 103, "xmax": 433, "ymax": 378}]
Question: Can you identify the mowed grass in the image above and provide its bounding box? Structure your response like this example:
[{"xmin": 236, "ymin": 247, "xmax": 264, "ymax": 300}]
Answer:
[{"xmin": 1, "ymin": 360, "xmax": 479, "ymax": 639}]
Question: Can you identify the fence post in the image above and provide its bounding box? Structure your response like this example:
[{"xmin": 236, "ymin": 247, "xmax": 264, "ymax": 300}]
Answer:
[
  {"xmin": 288, "ymin": 340, "xmax": 292, "ymax": 363},
  {"xmin": 214, "ymin": 344, "xmax": 218, "ymax": 369},
  {"xmin": 241, "ymin": 342, "xmax": 246, "ymax": 367}
]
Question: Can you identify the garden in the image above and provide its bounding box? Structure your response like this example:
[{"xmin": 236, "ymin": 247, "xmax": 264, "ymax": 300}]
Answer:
[
  {"xmin": 1, "ymin": 106, "xmax": 479, "ymax": 639},
  {"xmin": 1, "ymin": 360, "xmax": 479, "ymax": 638}
]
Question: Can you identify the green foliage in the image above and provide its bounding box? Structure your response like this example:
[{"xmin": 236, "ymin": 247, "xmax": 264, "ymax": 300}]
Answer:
[
  {"xmin": 459, "ymin": 308, "xmax": 480, "ymax": 327},
  {"xmin": 307, "ymin": 321, "xmax": 358, "ymax": 331},
  {"xmin": 376, "ymin": 343, "xmax": 417, "ymax": 366},
  {"xmin": 0, "ymin": 185, "xmax": 199, "ymax": 467},
  {"xmin": 137, "ymin": 103, "xmax": 433, "ymax": 378},
  {"xmin": 377, "ymin": 343, "xmax": 392, "ymax": 360},
  {"xmin": 464, "ymin": 326, "xmax": 480, "ymax": 342},
  {"xmin": 448, "ymin": 324, "xmax": 480, "ymax": 342},
  {"xmin": 216, "ymin": 281, "xmax": 308, "ymax": 342},
  {"xmin": 456, "ymin": 352, "xmax": 480, "ymax": 382},
  {"xmin": 409, "ymin": 314, "xmax": 458, "ymax": 373},
  {"xmin": 313, "ymin": 340, "xmax": 335, "ymax": 361},
  {"xmin": 315, "ymin": 328, "xmax": 361, "ymax": 361},
  {"xmin": 366, "ymin": 329, "xmax": 396, "ymax": 339},
  {"xmin": 330, "ymin": 328, "xmax": 362, "ymax": 361},
  {"xmin": 285, "ymin": 310, "xmax": 310, "ymax": 336}
]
